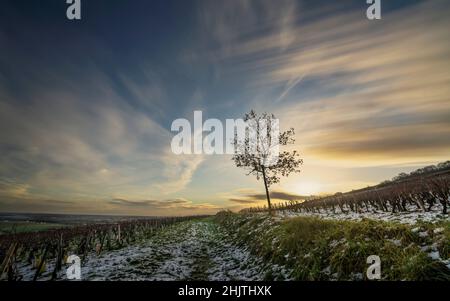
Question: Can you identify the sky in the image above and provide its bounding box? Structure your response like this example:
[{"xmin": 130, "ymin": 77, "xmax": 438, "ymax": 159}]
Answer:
[{"xmin": 0, "ymin": 0, "xmax": 449, "ymax": 216}]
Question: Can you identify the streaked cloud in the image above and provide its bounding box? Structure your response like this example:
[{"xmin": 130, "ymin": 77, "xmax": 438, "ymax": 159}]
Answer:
[
  {"xmin": 228, "ymin": 190, "xmax": 311, "ymax": 206},
  {"xmin": 0, "ymin": 52, "xmax": 204, "ymax": 212},
  {"xmin": 0, "ymin": 0, "xmax": 449, "ymax": 215},
  {"xmin": 204, "ymin": 0, "xmax": 450, "ymax": 165},
  {"xmin": 108, "ymin": 197, "xmax": 219, "ymax": 212}
]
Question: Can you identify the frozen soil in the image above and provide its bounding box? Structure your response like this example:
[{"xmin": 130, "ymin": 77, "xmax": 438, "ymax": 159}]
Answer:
[{"xmin": 23, "ymin": 219, "xmax": 290, "ymax": 281}]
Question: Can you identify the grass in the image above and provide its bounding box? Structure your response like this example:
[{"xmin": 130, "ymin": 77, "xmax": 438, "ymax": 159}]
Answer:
[
  {"xmin": 214, "ymin": 211, "xmax": 450, "ymax": 281},
  {"xmin": 0, "ymin": 221, "xmax": 67, "ymax": 234}
]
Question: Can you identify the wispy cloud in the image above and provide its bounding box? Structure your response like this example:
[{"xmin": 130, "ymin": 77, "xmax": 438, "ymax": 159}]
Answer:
[
  {"xmin": 109, "ymin": 198, "xmax": 190, "ymax": 208},
  {"xmin": 0, "ymin": 56, "xmax": 203, "ymax": 210},
  {"xmin": 204, "ymin": 0, "xmax": 450, "ymax": 165},
  {"xmin": 1, "ymin": 0, "xmax": 449, "ymax": 215},
  {"xmin": 228, "ymin": 190, "xmax": 310, "ymax": 205},
  {"xmin": 108, "ymin": 197, "xmax": 219, "ymax": 213}
]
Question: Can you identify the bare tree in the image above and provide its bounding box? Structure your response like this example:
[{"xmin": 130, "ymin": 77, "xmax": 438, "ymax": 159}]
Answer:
[
  {"xmin": 232, "ymin": 110, "xmax": 303, "ymax": 215},
  {"xmin": 429, "ymin": 176, "xmax": 450, "ymax": 214}
]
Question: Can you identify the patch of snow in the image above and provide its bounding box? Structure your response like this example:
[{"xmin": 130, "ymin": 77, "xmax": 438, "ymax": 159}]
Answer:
[
  {"xmin": 388, "ymin": 239, "xmax": 402, "ymax": 247},
  {"xmin": 433, "ymin": 227, "xmax": 444, "ymax": 234},
  {"xmin": 276, "ymin": 203, "xmax": 449, "ymax": 225},
  {"xmin": 418, "ymin": 231, "xmax": 429, "ymax": 238},
  {"xmin": 428, "ymin": 251, "xmax": 440, "ymax": 260},
  {"xmin": 15, "ymin": 221, "xmax": 293, "ymax": 281},
  {"xmin": 321, "ymin": 266, "xmax": 331, "ymax": 275}
]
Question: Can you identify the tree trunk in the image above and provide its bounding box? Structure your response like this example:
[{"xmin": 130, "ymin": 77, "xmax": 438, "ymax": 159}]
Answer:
[{"xmin": 261, "ymin": 166, "xmax": 272, "ymax": 215}]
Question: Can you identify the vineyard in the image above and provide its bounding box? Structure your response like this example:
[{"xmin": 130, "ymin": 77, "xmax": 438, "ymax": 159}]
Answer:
[
  {"xmin": 242, "ymin": 169, "xmax": 450, "ymax": 217},
  {"xmin": 1, "ymin": 163, "xmax": 449, "ymax": 281},
  {"xmin": 0, "ymin": 215, "xmax": 208, "ymax": 281}
]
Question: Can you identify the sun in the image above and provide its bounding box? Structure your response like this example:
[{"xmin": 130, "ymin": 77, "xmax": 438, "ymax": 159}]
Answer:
[{"xmin": 282, "ymin": 180, "xmax": 322, "ymax": 196}]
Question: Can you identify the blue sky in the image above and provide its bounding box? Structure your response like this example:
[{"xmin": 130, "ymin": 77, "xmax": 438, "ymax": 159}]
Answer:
[{"xmin": 0, "ymin": 0, "xmax": 449, "ymax": 215}]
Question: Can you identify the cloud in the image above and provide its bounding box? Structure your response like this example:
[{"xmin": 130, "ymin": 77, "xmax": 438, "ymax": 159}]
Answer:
[
  {"xmin": 109, "ymin": 198, "xmax": 190, "ymax": 208},
  {"xmin": 0, "ymin": 55, "xmax": 203, "ymax": 208},
  {"xmin": 155, "ymin": 154, "xmax": 205, "ymax": 195},
  {"xmin": 0, "ymin": 8, "xmax": 208, "ymax": 214},
  {"xmin": 0, "ymin": 196, "xmax": 89, "ymax": 214},
  {"xmin": 229, "ymin": 190, "xmax": 310, "ymax": 204},
  {"xmin": 228, "ymin": 198, "xmax": 256, "ymax": 204},
  {"xmin": 108, "ymin": 197, "xmax": 220, "ymax": 212},
  {"xmin": 202, "ymin": 0, "xmax": 450, "ymax": 165},
  {"xmin": 197, "ymin": 0, "xmax": 298, "ymax": 51},
  {"xmin": 0, "ymin": 195, "xmax": 219, "ymax": 216},
  {"xmin": 1, "ymin": 0, "xmax": 450, "ymax": 215},
  {"xmin": 248, "ymin": 191, "xmax": 310, "ymax": 201}
]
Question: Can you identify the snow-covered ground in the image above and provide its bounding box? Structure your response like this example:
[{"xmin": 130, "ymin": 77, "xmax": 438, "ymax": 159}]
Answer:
[
  {"xmin": 270, "ymin": 204, "xmax": 450, "ymax": 271},
  {"xmin": 274, "ymin": 204, "xmax": 449, "ymax": 225},
  {"xmin": 12, "ymin": 208, "xmax": 449, "ymax": 281},
  {"xmin": 16, "ymin": 220, "xmax": 292, "ymax": 281}
]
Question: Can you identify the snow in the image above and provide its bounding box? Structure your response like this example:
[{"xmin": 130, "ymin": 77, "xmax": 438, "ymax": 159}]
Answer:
[
  {"xmin": 418, "ymin": 231, "xmax": 429, "ymax": 238},
  {"xmin": 275, "ymin": 203, "xmax": 449, "ymax": 225},
  {"xmin": 329, "ymin": 238, "xmax": 346, "ymax": 248},
  {"xmin": 351, "ymin": 272, "xmax": 363, "ymax": 280},
  {"xmin": 270, "ymin": 203, "xmax": 449, "ymax": 271},
  {"xmin": 321, "ymin": 266, "xmax": 331, "ymax": 275},
  {"xmin": 433, "ymin": 227, "xmax": 444, "ymax": 234},
  {"xmin": 10, "ymin": 206, "xmax": 449, "ymax": 281},
  {"xmin": 388, "ymin": 239, "xmax": 402, "ymax": 247},
  {"xmin": 15, "ymin": 221, "xmax": 293, "ymax": 281},
  {"xmin": 428, "ymin": 251, "xmax": 441, "ymax": 260}
]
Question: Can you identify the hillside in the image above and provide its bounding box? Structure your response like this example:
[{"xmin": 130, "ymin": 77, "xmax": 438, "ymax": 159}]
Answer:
[{"xmin": 215, "ymin": 211, "xmax": 450, "ymax": 280}]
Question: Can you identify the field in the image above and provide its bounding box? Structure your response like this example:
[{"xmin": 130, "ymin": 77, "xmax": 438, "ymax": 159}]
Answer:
[
  {"xmin": 0, "ymin": 209, "xmax": 449, "ymax": 281},
  {"xmin": 244, "ymin": 169, "xmax": 450, "ymax": 216},
  {"xmin": 0, "ymin": 222, "xmax": 68, "ymax": 235},
  {"xmin": 14, "ymin": 219, "xmax": 290, "ymax": 281},
  {"xmin": 0, "ymin": 215, "xmax": 206, "ymax": 281},
  {"xmin": 1, "ymin": 168, "xmax": 449, "ymax": 281},
  {"xmin": 215, "ymin": 212, "xmax": 450, "ymax": 280}
]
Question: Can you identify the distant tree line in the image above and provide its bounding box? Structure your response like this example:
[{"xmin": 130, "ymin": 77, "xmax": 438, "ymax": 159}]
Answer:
[{"xmin": 384, "ymin": 160, "xmax": 450, "ymax": 184}]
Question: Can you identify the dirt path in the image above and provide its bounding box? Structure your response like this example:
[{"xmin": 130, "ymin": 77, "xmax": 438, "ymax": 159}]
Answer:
[{"xmin": 73, "ymin": 220, "xmax": 288, "ymax": 281}]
